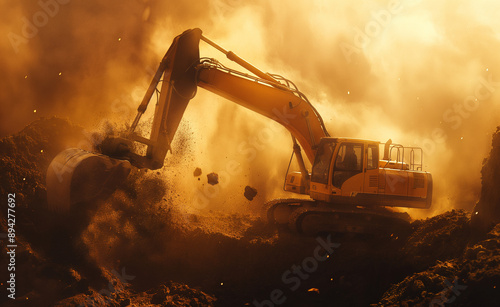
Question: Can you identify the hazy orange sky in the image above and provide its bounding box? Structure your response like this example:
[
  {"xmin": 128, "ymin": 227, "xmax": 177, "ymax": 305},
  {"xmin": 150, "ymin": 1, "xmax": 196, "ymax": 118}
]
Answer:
[{"xmin": 2, "ymin": 0, "xmax": 500, "ymax": 216}]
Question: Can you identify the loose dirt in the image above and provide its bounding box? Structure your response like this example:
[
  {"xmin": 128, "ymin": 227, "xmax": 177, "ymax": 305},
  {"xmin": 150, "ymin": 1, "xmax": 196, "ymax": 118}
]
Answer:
[{"xmin": 1, "ymin": 118, "xmax": 500, "ymax": 306}]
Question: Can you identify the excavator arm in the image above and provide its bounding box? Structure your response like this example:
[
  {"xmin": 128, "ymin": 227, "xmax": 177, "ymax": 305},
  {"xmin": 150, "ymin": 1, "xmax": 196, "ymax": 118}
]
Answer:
[
  {"xmin": 121, "ymin": 28, "xmax": 329, "ymax": 169},
  {"xmin": 196, "ymin": 60, "xmax": 327, "ymax": 163},
  {"xmin": 46, "ymin": 28, "xmax": 329, "ymax": 211}
]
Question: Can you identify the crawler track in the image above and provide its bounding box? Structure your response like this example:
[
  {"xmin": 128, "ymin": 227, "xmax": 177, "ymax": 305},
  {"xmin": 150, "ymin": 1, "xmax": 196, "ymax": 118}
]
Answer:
[{"xmin": 263, "ymin": 198, "xmax": 411, "ymax": 236}]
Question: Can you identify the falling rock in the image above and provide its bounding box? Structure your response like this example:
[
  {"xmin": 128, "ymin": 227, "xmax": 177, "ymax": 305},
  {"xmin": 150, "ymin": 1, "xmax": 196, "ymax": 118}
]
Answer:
[
  {"xmin": 193, "ymin": 167, "xmax": 202, "ymax": 177},
  {"xmin": 244, "ymin": 186, "xmax": 258, "ymax": 201},
  {"xmin": 207, "ymin": 172, "xmax": 219, "ymax": 185}
]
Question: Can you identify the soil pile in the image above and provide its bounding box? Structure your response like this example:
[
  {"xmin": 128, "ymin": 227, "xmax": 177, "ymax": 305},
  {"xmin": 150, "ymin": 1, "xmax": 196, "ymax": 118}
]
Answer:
[
  {"xmin": 0, "ymin": 118, "xmax": 216, "ymax": 306},
  {"xmin": 378, "ymin": 127, "xmax": 500, "ymax": 306},
  {"xmin": 1, "ymin": 118, "xmax": 500, "ymax": 306},
  {"xmin": 0, "ymin": 117, "xmax": 85, "ymax": 216},
  {"xmin": 378, "ymin": 222, "xmax": 500, "ymax": 306},
  {"xmin": 472, "ymin": 127, "xmax": 500, "ymax": 232}
]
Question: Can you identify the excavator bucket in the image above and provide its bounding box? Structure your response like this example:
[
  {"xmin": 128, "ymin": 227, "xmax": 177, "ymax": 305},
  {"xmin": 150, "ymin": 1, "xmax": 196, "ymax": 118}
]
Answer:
[
  {"xmin": 45, "ymin": 29, "xmax": 202, "ymax": 212},
  {"xmin": 46, "ymin": 148, "xmax": 132, "ymax": 214}
]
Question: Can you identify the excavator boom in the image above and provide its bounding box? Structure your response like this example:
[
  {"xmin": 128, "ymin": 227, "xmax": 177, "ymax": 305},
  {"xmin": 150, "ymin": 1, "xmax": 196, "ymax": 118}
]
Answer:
[
  {"xmin": 122, "ymin": 28, "xmax": 328, "ymax": 168},
  {"xmin": 196, "ymin": 61, "xmax": 327, "ymax": 163}
]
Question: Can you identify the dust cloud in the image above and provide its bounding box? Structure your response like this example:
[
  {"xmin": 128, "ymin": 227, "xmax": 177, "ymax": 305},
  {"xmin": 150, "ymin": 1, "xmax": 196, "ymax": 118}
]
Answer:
[
  {"xmin": 252, "ymin": 0, "xmax": 500, "ymax": 217},
  {"xmin": 2, "ymin": 0, "xmax": 500, "ymax": 217},
  {"xmin": 0, "ymin": 0, "xmax": 157, "ymax": 135}
]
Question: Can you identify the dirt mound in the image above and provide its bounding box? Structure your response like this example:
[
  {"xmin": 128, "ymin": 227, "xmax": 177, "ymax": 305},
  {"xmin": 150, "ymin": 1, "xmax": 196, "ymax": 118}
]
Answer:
[
  {"xmin": 0, "ymin": 118, "xmax": 218, "ymax": 306},
  {"xmin": 54, "ymin": 280, "xmax": 216, "ymax": 307},
  {"xmin": 403, "ymin": 209, "xmax": 471, "ymax": 270},
  {"xmin": 0, "ymin": 117, "xmax": 85, "ymax": 214},
  {"xmin": 378, "ymin": 223, "xmax": 500, "ymax": 306},
  {"xmin": 377, "ymin": 129, "xmax": 500, "ymax": 306},
  {"xmin": 472, "ymin": 126, "xmax": 500, "ymax": 232},
  {"xmin": 2, "ymin": 118, "xmax": 500, "ymax": 306}
]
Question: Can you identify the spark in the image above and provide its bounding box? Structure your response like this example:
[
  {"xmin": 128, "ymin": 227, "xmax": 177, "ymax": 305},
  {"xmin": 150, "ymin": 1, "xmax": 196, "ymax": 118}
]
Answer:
[
  {"xmin": 220, "ymin": 282, "xmax": 224, "ymax": 286},
  {"xmin": 475, "ymin": 211, "xmax": 479, "ymax": 215},
  {"xmin": 486, "ymin": 68, "xmax": 489, "ymax": 71},
  {"xmin": 118, "ymin": 37, "xmax": 122, "ymax": 41},
  {"xmin": 40, "ymin": 149, "xmax": 44, "ymax": 153},
  {"xmin": 58, "ymin": 72, "xmax": 62, "ymax": 76},
  {"xmin": 23, "ymin": 178, "xmax": 25, "ymax": 181},
  {"xmin": 347, "ymin": 91, "xmax": 350, "ymax": 95},
  {"xmin": 33, "ymin": 109, "xmax": 37, "ymax": 113},
  {"xmin": 24, "ymin": 75, "xmax": 28, "ymax": 79},
  {"xmin": 461, "ymin": 137, "xmax": 464, "ymax": 140}
]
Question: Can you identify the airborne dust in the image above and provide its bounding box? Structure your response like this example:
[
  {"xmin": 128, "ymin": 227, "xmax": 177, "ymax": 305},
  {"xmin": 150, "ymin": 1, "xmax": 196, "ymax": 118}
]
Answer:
[
  {"xmin": 2, "ymin": 1, "xmax": 500, "ymax": 221},
  {"xmin": 2, "ymin": 1, "xmax": 500, "ymax": 306}
]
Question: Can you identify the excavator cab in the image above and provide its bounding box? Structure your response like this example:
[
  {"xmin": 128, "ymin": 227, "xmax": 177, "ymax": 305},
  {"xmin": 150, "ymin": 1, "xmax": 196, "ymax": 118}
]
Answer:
[
  {"xmin": 300, "ymin": 138, "xmax": 432, "ymax": 209},
  {"xmin": 279, "ymin": 138, "xmax": 432, "ymax": 234},
  {"xmin": 286, "ymin": 137, "xmax": 432, "ymax": 208}
]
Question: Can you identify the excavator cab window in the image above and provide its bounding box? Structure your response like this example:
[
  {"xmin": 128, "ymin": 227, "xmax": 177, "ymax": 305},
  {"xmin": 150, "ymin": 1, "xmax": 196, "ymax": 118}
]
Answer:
[
  {"xmin": 311, "ymin": 139, "xmax": 336, "ymax": 184},
  {"xmin": 333, "ymin": 143, "xmax": 363, "ymax": 188},
  {"xmin": 367, "ymin": 145, "xmax": 379, "ymax": 170}
]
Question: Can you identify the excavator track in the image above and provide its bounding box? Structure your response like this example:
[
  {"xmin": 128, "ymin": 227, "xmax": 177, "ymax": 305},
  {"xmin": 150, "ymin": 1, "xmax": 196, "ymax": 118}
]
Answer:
[
  {"xmin": 288, "ymin": 204, "xmax": 411, "ymax": 236},
  {"xmin": 262, "ymin": 198, "xmax": 315, "ymax": 226},
  {"xmin": 263, "ymin": 198, "xmax": 411, "ymax": 236}
]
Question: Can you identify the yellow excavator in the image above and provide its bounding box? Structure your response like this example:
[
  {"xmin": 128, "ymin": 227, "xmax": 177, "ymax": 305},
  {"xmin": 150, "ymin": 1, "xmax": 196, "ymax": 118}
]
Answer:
[{"xmin": 46, "ymin": 28, "xmax": 432, "ymax": 235}]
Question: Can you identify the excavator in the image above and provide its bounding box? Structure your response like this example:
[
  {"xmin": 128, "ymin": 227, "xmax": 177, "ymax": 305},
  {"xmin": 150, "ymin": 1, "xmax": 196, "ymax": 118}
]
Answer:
[{"xmin": 46, "ymin": 28, "xmax": 432, "ymax": 235}]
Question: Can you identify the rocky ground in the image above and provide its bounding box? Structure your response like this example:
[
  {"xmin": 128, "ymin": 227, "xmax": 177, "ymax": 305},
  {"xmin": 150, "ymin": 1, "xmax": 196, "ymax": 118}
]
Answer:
[{"xmin": 1, "ymin": 117, "xmax": 500, "ymax": 306}]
